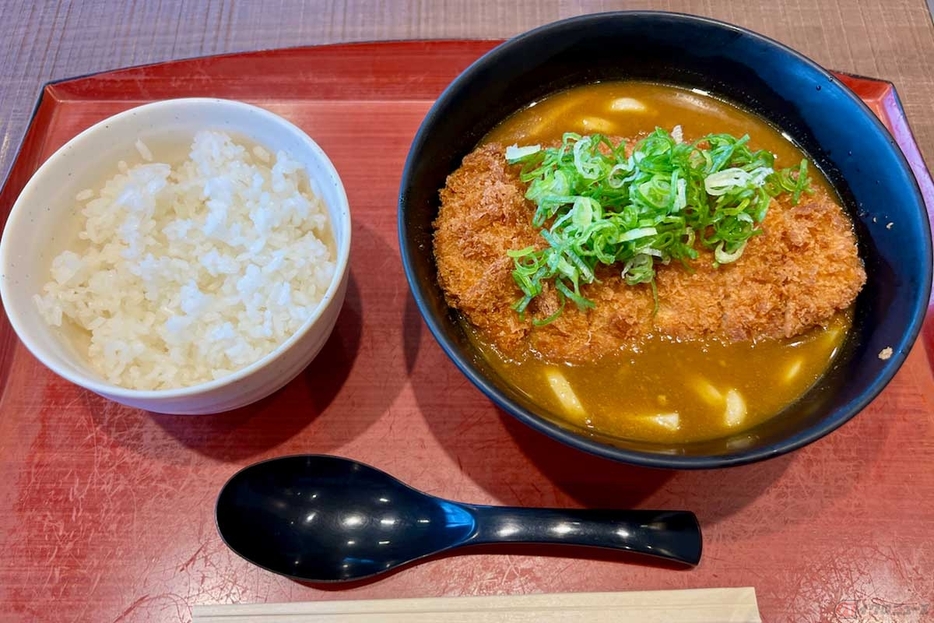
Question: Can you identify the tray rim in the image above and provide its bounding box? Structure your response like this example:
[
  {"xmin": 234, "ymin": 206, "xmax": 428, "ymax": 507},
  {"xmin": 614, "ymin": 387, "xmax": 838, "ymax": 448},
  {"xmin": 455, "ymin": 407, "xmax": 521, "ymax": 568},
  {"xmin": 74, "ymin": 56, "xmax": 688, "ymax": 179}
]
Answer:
[{"xmin": 0, "ymin": 41, "xmax": 932, "ymax": 619}]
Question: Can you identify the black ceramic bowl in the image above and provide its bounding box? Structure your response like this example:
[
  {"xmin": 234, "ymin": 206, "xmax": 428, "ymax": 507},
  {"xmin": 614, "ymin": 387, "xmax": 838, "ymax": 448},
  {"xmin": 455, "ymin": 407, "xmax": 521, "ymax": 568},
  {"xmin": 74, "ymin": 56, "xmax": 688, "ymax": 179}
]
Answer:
[{"xmin": 398, "ymin": 12, "xmax": 932, "ymax": 469}]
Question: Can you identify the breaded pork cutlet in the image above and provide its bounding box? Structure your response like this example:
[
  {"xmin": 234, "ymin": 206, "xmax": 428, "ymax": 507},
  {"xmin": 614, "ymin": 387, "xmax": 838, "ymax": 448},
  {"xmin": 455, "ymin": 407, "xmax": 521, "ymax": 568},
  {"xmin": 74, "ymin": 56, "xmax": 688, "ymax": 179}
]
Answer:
[{"xmin": 433, "ymin": 143, "xmax": 866, "ymax": 364}]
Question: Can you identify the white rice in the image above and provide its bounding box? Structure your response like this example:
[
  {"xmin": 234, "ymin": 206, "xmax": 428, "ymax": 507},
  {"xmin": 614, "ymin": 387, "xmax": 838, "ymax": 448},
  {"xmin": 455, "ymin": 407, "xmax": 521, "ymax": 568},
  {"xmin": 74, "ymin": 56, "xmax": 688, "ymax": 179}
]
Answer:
[
  {"xmin": 34, "ymin": 131, "xmax": 335, "ymax": 390},
  {"xmin": 134, "ymin": 138, "xmax": 153, "ymax": 162}
]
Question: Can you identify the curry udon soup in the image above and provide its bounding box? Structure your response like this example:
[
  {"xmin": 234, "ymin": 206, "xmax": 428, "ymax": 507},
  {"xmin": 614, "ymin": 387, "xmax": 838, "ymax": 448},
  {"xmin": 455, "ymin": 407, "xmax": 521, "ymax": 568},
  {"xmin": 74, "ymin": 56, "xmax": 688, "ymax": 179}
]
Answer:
[{"xmin": 433, "ymin": 82, "xmax": 864, "ymax": 444}]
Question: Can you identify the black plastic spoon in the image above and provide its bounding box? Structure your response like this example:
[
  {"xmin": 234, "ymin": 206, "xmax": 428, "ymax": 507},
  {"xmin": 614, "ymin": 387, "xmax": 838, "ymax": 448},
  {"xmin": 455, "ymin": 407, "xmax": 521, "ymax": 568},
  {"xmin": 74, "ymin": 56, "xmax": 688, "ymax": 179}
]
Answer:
[{"xmin": 215, "ymin": 454, "xmax": 702, "ymax": 582}]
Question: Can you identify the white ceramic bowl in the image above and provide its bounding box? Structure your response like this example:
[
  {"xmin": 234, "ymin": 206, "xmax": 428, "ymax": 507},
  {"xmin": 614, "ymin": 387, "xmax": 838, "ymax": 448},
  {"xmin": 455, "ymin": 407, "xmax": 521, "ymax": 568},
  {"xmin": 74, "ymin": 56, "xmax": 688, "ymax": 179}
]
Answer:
[{"xmin": 0, "ymin": 98, "xmax": 351, "ymax": 414}]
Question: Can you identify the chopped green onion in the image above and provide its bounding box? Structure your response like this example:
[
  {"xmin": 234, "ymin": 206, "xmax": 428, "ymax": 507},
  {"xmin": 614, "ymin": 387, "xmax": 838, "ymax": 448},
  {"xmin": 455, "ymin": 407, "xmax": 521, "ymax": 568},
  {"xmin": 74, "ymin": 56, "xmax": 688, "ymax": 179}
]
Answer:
[
  {"xmin": 506, "ymin": 144, "xmax": 542, "ymax": 162},
  {"xmin": 506, "ymin": 128, "xmax": 812, "ymax": 324}
]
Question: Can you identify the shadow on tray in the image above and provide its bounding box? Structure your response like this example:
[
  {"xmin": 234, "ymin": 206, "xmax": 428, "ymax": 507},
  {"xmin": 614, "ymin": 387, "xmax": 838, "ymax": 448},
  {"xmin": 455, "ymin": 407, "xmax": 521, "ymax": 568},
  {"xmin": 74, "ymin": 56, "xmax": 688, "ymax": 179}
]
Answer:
[
  {"xmin": 151, "ymin": 274, "xmax": 368, "ymax": 461},
  {"xmin": 86, "ymin": 272, "xmax": 368, "ymax": 462},
  {"xmin": 298, "ymin": 542, "xmax": 693, "ymax": 591},
  {"xmin": 93, "ymin": 221, "xmax": 411, "ymax": 462}
]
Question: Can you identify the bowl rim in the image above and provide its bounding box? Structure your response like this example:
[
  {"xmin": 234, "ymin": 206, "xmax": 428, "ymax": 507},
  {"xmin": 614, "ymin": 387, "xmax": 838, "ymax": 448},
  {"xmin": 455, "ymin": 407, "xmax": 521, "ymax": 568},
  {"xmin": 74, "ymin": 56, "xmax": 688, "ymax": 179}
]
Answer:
[
  {"xmin": 398, "ymin": 10, "xmax": 934, "ymax": 469},
  {"xmin": 0, "ymin": 97, "xmax": 352, "ymax": 400}
]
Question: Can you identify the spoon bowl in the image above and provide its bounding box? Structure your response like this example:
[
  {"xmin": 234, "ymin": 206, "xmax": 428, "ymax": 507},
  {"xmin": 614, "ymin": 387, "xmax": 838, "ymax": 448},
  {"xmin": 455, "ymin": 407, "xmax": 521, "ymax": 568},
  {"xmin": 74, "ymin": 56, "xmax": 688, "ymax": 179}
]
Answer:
[{"xmin": 215, "ymin": 455, "xmax": 702, "ymax": 582}]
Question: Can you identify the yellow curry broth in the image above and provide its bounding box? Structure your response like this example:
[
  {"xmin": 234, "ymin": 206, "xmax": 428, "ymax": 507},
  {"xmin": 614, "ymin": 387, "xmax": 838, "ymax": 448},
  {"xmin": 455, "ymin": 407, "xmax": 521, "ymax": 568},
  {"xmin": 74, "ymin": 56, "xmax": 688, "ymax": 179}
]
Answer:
[
  {"xmin": 470, "ymin": 313, "xmax": 849, "ymax": 443},
  {"xmin": 485, "ymin": 81, "xmax": 833, "ymax": 199},
  {"xmin": 470, "ymin": 81, "xmax": 851, "ymax": 444}
]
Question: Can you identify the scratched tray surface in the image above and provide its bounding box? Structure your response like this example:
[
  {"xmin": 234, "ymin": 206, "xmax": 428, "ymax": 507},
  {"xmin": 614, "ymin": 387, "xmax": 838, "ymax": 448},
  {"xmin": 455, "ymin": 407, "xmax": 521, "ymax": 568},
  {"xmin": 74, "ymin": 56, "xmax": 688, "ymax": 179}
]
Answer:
[{"xmin": 0, "ymin": 42, "xmax": 932, "ymax": 623}]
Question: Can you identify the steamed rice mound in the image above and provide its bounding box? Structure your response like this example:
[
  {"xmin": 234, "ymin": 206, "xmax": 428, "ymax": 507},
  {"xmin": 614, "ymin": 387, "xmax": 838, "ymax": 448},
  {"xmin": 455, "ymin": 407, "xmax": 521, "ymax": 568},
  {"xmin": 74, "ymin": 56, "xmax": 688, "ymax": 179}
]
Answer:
[{"xmin": 34, "ymin": 131, "xmax": 336, "ymax": 390}]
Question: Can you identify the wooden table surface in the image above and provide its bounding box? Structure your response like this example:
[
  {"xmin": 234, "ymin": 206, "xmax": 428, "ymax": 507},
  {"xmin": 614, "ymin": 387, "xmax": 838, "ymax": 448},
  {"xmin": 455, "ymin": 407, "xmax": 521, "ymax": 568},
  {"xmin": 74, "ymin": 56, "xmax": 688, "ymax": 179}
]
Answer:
[{"xmin": 2, "ymin": 2, "xmax": 934, "ymax": 623}]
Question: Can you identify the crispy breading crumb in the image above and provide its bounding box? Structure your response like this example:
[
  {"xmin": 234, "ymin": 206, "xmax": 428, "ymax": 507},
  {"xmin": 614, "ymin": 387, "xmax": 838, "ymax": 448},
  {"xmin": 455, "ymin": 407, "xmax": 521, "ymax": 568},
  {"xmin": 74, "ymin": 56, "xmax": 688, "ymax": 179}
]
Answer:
[
  {"xmin": 878, "ymin": 347, "xmax": 894, "ymax": 360},
  {"xmin": 434, "ymin": 142, "xmax": 867, "ymax": 363}
]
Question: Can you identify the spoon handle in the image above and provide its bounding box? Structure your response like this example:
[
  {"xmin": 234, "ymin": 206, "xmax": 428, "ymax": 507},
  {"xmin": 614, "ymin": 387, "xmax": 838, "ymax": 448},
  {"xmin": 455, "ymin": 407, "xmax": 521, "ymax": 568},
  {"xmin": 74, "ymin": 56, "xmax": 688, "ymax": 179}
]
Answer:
[{"xmin": 465, "ymin": 506, "xmax": 702, "ymax": 566}]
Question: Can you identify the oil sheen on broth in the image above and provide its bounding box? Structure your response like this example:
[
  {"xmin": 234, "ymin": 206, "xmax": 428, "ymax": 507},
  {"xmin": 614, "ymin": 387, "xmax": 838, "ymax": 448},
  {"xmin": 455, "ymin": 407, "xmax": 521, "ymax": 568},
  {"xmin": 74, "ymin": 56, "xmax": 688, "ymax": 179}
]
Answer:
[{"xmin": 473, "ymin": 81, "xmax": 851, "ymax": 444}]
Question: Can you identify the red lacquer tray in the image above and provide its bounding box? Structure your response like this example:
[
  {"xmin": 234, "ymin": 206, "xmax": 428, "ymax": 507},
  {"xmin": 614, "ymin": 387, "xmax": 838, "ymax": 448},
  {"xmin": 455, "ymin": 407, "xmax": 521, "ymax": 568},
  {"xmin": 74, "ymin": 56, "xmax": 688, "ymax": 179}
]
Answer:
[{"xmin": 1, "ymin": 41, "xmax": 933, "ymax": 623}]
